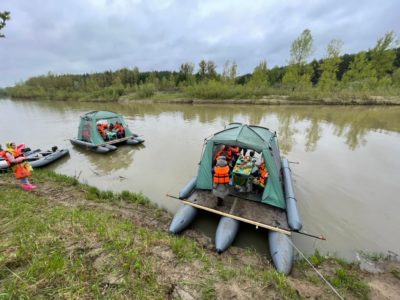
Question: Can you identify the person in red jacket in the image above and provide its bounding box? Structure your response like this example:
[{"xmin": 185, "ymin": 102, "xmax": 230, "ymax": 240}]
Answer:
[
  {"xmin": 2, "ymin": 142, "xmax": 36, "ymax": 190},
  {"xmin": 114, "ymin": 122, "xmax": 125, "ymax": 138}
]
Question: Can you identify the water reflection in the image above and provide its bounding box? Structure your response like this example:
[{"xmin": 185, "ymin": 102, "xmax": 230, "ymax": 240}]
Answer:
[
  {"xmin": 72, "ymin": 144, "xmax": 144, "ymax": 173},
  {"xmin": 20, "ymin": 100, "xmax": 400, "ymax": 152}
]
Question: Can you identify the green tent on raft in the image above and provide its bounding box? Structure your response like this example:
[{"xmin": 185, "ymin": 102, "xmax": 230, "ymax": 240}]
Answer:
[
  {"xmin": 77, "ymin": 111, "xmax": 134, "ymax": 145},
  {"xmin": 195, "ymin": 123, "xmax": 286, "ymax": 209}
]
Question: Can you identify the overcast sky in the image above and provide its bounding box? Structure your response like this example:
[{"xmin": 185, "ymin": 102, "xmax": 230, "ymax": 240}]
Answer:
[{"xmin": 0, "ymin": 0, "xmax": 399, "ymax": 87}]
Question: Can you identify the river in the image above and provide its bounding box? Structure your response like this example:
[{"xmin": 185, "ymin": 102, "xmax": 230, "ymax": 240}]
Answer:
[{"xmin": 1, "ymin": 98, "xmax": 399, "ymax": 260}]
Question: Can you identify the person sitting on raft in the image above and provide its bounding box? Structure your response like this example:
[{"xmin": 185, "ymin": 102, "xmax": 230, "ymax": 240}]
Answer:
[
  {"xmin": 1, "ymin": 142, "xmax": 36, "ymax": 191},
  {"xmin": 114, "ymin": 122, "xmax": 125, "ymax": 138},
  {"xmin": 97, "ymin": 123, "xmax": 108, "ymax": 140},
  {"xmin": 252, "ymin": 162, "xmax": 269, "ymax": 194}
]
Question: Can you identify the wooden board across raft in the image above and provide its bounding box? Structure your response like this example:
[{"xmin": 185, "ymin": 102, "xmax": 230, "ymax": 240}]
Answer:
[{"xmin": 183, "ymin": 190, "xmax": 291, "ymax": 235}]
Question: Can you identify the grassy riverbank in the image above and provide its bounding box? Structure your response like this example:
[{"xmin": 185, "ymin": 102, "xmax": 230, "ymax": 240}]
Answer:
[{"xmin": 1, "ymin": 171, "xmax": 399, "ymax": 299}]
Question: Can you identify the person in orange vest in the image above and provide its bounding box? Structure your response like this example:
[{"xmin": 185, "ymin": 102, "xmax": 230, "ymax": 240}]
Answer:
[
  {"xmin": 212, "ymin": 158, "xmax": 230, "ymax": 206},
  {"xmin": 252, "ymin": 162, "xmax": 269, "ymax": 194},
  {"xmin": 97, "ymin": 123, "xmax": 108, "ymax": 140},
  {"xmin": 114, "ymin": 122, "xmax": 125, "ymax": 138},
  {"xmin": 229, "ymin": 146, "xmax": 240, "ymax": 162},
  {"xmin": 2, "ymin": 142, "xmax": 36, "ymax": 190}
]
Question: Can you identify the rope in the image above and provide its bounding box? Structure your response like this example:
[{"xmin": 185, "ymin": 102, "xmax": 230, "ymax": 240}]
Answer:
[{"xmin": 287, "ymin": 238, "xmax": 344, "ymax": 300}]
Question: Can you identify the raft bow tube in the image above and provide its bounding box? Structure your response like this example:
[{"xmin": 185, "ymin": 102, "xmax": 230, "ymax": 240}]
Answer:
[
  {"xmin": 268, "ymin": 231, "xmax": 294, "ymax": 275},
  {"xmin": 169, "ymin": 177, "xmax": 199, "ymax": 234},
  {"xmin": 282, "ymin": 158, "xmax": 302, "ymax": 231},
  {"xmin": 179, "ymin": 176, "xmax": 197, "ymax": 199},
  {"xmin": 126, "ymin": 137, "xmax": 145, "ymax": 145},
  {"xmin": 70, "ymin": 139, "xmax": 116, "ymax": 153},
  {"xmin": 215, "ymin": 217, "xmax": 240, "ymax": 254},
  {"xmin": 169, "ymin": 204, "xmax": 198, "ymax": 234}
]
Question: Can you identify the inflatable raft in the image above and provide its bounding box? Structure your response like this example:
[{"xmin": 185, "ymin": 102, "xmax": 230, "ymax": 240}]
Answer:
[
  {"xmin": 169, "ymin": 123, "xmax": 302, "ymax": 275},
  {"xmin": 0, "ymin": 147, "xmax": 69, "ymax": 170},
  {"xmin": 70, "ymin": 110, "xmax": 144, "ymax": 153}
]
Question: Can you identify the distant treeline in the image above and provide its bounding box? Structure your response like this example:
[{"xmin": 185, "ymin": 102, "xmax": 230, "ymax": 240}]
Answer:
[{"xmin": 4, "ymin": 30, "xmax": 400, "ymax": 102}]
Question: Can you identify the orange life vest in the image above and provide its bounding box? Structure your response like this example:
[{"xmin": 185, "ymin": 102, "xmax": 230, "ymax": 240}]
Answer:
[
  {"xmin": 259, "ymin": 163, "xmax": 269, "ymax": 187},
  {"xmin": 1, "ymin": 149, "xmax": 22, "ymax": 166},
  {"xmin": 2, "ymin": 149, "xmax": 30, "ymax": 179},
  {"xmin": 115, "ymin": 123, "xmax": 125, "ymax": 134},
  {"xmin": 213, "ymin": 165, "xmax": 230, "ymax": 184},
  {"xmin": 97, "ymin": 124, "xmax": 107, "ymax": 136}
]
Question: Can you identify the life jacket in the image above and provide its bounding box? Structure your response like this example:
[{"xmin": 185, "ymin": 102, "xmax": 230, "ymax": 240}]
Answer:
[
  {"xmin": 115, "ymin": 123, "xmax": 124, "ymax": 134},
  {"xmin": 259, "ymin": 163, "xmax": 269, "ymax": 187},
  {"xmin": 230, "ymin": 147, "xmax": 240, "ymax": 154},
  {"xmin": 2, "ymin": 148, "xmax": 22, "ymax": 166},
  {"xmin": 97, "ymin": 124, "xmax": 107, "ymax": 136},
  {"xmin": 213, "ymin": 165, "xmax": 230, "ymax": 184}
]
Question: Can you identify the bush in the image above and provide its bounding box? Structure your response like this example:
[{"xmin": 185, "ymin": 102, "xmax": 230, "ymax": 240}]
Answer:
[{"xmin": 137, "ymin": 83, "xmax": 156, "ymax": 98}]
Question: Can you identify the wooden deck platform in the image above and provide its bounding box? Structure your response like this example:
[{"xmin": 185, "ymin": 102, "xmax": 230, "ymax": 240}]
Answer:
[{"xmin": 183, "ymin": 190, "xmax": 291, "ymax": 235}]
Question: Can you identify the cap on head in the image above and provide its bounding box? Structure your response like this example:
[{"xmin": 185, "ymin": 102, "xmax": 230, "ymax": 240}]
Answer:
[{"xmin": 216, "ymin": 159, "xmax": 227, "ymax": 167}]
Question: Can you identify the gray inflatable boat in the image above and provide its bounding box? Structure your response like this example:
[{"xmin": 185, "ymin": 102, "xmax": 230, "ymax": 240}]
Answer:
[{"xmin": 0, "ymin": 147, "xmax": 69, "ymax": 170}]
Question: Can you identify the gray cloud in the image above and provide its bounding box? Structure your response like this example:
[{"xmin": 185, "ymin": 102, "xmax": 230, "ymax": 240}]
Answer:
[{"xmin": 0, "ymin": 0, "xmax": 399, "ymax": 87}]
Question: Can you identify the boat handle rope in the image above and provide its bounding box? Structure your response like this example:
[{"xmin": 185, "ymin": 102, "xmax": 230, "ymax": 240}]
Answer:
[{"xmin": 287, "ymin": 238, "xmax": 344, "ymax": 300}]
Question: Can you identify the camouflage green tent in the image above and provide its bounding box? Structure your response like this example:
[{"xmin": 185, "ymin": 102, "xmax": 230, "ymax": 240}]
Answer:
[
  {"xmin": 195, "ymin": 123, "xmax": 285, "ymax": 209},
  {"xmin": 77, "ymin": 111, "xmax": 133, "ymax": 145}
]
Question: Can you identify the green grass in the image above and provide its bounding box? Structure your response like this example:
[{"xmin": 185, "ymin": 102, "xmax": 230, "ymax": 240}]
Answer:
[
  {"xmin": 169, "ymin": 236, "xmax": 206, "ymax": 262},
  {"xmin": 328, "ymin": 267, "xmax": 370, "ymax": 299},
  {"xmin": 262, "ymin": 269, "xmax": 300, "ymax": 299},
  {"xmin": 0, "ymin": 187, "xmax": 167, "ymax": 298}
]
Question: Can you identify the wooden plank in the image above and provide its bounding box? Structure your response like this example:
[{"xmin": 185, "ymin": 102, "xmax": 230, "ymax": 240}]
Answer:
[
  {"xmin": 181, "ymin": 200, "xmax": 292, "ymax": 235},
  {"xmin": 95, "ymin": 136, "xmax": 131, "ymax": 146}
]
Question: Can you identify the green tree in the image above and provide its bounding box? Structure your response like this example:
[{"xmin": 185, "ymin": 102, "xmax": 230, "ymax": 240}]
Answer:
[
  {"xmin": 342, "ymin": 52, "xmax": 377, "ymax": 89},
  {"xmin": 206, "ymin": 60, "xmax": 218, "ymax": 80},
  {"xmin": 0, "ymin": 11, "xmax": 10, "ymax": 38},
  {"xmin": 132, "ymin": 67, "xmax": 140, "ymax": 85},
  {"xmin": 318, "ymin": 39, "xmax": 343, "ymax": 91},
  {"xmin": 282, "ymin": 29, "xmax": 314, "ymax": 90},
  {"xmin": 198, "ymin": 60, "xmax": 207, "ymax": 81},
  {"xmin": 268, "ymin": 66, "xmax": 285, "ymax": 86},
  {"xmin": 370, "ymin": 31, "xmax": 396, "ymax": 80},
  {"xmin": 392, "ymin": 68, "xmax": 400, "ymax": 87},
  {"xmin": 178, "ymin": 62, "xmax": 195, "ymax": 85},
  {"xmin": 222, "ymin": 60, "xmax": 237, "ymax": 83},
  {"xmin": 248, "ymin": 60, "xmax": 269, "ymax": 87}
]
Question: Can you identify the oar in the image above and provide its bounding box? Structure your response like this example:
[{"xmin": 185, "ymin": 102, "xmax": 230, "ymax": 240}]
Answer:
[{"xmin": 292, "ymin": 230, "xmax": 326, "ymax": 240}]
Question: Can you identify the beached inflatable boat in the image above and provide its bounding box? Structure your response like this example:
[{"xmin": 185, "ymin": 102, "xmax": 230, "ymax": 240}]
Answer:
[
  {"xmin": 169, "ymin": 123, "xmax": 302, "ymax": 275},
  {"xmin": 0, "ymin": 147, "xmax": 69, "ymax": 170},
  {"xmin": 70, "ymin": 111, "xmax": 144, "ymax": 154}
]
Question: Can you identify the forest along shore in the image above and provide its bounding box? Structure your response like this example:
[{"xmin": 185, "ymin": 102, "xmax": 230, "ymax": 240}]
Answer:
[
  {"xmin": 2, "ymin": 31, "xmax": 400, "ymax": 105},
  {"xmin": 1, "ymin": 170, "xmax": 399, "ymax": 299}
]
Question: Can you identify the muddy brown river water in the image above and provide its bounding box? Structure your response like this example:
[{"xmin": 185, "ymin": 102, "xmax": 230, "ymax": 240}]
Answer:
[{"xmin": 1, "ymin": 98, "xmax": 399, "ymax": 260}]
